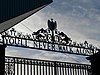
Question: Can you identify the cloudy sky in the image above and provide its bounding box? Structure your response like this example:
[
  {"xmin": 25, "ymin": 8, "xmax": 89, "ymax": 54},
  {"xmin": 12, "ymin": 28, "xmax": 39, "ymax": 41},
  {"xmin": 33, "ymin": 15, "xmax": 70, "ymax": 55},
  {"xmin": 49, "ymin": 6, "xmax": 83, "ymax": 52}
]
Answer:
[{"xmin": 6, "ymin": 0, "xmax": 100, "ymax": 64}]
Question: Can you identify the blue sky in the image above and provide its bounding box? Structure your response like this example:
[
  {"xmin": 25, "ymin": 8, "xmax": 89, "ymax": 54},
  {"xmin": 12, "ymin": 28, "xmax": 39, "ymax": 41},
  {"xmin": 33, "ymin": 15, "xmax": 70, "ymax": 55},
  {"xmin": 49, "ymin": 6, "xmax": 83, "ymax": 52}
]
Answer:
[{"xmin": 6, "ymin": 0, "xmax": 100, "ymax": 64}]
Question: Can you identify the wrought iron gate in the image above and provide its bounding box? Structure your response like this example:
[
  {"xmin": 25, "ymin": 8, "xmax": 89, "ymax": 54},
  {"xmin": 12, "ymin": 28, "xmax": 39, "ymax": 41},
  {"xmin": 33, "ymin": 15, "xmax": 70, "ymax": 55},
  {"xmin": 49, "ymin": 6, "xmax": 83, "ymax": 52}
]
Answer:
[
  {"xmin": 0, "ymin": 19, "xmax": 99, "ymax": 75},
  {"xmin": 5, "ymin": 56, "xmax": 91, "ymax": 75}
]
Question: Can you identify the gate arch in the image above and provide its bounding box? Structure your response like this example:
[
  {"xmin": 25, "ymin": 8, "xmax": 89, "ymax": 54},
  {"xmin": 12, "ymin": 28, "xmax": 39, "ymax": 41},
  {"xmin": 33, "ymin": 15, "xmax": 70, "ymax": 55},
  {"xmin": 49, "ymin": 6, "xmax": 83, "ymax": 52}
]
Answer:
[{"xmin": 0, "ymin": 19, "xmax": 99, "ymax": 75}]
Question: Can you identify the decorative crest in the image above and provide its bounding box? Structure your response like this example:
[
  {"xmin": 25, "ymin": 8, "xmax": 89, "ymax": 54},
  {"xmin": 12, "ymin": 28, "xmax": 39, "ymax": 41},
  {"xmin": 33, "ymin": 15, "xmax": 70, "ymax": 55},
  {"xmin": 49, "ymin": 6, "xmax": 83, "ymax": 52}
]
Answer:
[{"xmin": 48, "ymin": 19, "xmax": 57, "ymax": 31}]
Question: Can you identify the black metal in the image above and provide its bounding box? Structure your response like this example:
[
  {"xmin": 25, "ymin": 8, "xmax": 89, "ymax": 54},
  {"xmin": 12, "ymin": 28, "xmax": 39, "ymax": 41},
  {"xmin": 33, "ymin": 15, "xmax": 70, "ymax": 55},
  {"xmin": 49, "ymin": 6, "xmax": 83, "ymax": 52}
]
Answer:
[
  {"xmin": 54, "ymin": 61, "xmax": 57, "ymax": 75},
  {"xmin": 5, "ymin": 56, "xmax": 91, "ymax": 75},
  {"xmin": 87, "ymin": 51, "xmax": 100, "ymax": 75},
  {"xmin": 1, "ymin": 27, "xmax": 99, "ymax": 56},
  {"xmin": 48, "ymin": 19, "xmax": 57, "ymax": 42},
  {"xmin": 0, "ymin": 20, "xmax": 99, "ymax": 75},
  {"xmin": 0, "ymin": 44, "xmax": 6, "ymax": 75}
]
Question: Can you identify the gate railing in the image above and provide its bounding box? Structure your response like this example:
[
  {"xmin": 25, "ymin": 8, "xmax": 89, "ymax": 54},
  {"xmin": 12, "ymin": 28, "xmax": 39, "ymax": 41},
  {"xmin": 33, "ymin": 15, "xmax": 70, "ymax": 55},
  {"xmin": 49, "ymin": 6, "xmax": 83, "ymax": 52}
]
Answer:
[{"xmin": 5, "ymin": 56, "xmax": 91, "ymax": 75}]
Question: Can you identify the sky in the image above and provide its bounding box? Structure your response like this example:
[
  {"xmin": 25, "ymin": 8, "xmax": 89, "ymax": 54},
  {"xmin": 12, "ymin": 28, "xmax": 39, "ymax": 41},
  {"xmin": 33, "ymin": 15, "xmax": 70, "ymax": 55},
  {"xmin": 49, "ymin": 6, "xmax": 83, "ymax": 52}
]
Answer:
[{"xmin": 6, "ymin": 0, "xmax": 100, "ymax": 64}]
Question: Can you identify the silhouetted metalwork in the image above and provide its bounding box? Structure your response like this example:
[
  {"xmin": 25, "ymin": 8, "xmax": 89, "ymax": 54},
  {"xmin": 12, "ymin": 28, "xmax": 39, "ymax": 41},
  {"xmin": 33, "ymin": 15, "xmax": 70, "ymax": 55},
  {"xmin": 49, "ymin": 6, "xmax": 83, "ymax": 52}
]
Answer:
[
  {"xmin": 5, "ymin": 56, "xmax": 91, "ymax": 75},
  {"xmin": 1, "ymin": 24, "xmax": 99, "ymax": 56},
  {"xmin": 48, "ymin": 19, "xmax": 57, "ymax": 42},
  {"xmin": 0, "ymin": 19, "xmax": 100, "ymax": 75},
  {"xmin": 0, "ymin": 45, "xmax": 6, "ymax": 75},
  {"xmin": 87, "ymin": 51, "xmax": 100, "ymax": 75}
]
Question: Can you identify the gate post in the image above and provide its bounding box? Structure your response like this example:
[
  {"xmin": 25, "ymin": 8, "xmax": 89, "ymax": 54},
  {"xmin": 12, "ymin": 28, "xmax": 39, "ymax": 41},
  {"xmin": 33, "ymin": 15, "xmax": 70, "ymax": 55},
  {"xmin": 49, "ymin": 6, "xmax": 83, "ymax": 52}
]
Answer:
[
  {"xmin": 0, "ymin": 44, "xmax": 6, "ymax": 75},
  {"xmin": 87, "ymin": 52, "xmax": 100, "ymax": 75}
]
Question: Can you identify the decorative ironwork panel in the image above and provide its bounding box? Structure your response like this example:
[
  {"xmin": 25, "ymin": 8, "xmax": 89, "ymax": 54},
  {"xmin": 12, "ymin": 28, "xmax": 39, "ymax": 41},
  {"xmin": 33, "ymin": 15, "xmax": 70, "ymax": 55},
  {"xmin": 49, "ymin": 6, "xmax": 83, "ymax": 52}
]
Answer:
[
  {"xmin": 5, "ymin": 57, "xmax": 15, "ymax": 75},
  {"xmin": 1, "ymin": 26, "xmax": 99, "ymax": 56}
]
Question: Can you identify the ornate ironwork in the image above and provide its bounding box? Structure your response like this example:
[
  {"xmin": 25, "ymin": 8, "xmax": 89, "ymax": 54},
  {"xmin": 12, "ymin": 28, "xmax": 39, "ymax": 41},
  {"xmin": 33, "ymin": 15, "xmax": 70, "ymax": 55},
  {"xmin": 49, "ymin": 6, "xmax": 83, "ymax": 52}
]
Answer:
[
  {"xmin": 48, "ymin": 19, "xmax": 57, "ymax": 42},
  {"xmin": 0, "ymin": 19, "xmax": 97, "ymax": 75},
  {"xmin": 1, "ymin": 19, "xmax": 99, "ymax": 56},
  {"xmin": 5, "ymin": 56, "xmax": 91, "ymax": 75},
  {"xmin": 5, "ymin": 57, "xmax": 15, "ymax": 75}
]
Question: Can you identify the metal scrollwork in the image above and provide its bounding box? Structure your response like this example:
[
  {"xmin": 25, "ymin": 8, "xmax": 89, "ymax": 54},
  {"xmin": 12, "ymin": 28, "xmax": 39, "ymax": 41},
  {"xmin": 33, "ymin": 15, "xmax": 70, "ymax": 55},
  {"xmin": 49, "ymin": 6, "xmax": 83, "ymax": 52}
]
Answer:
[
  {"xmin": 5, "ymin": 63, "xmax": 14, "ymax": 75},
  {"xmin": 58, "ymin": 32, "xmax": 71, "ymax": 44},
  {"xmin": 5, "ymin": 58, "xmax": 15, "ymax": 75},
  {"xmin": 1, "ymin": 26, "xmax": 72, "ymax": 44},
  {"xmin": 1, "ymin": 19, "xmax": 99, "ymax": 56}
]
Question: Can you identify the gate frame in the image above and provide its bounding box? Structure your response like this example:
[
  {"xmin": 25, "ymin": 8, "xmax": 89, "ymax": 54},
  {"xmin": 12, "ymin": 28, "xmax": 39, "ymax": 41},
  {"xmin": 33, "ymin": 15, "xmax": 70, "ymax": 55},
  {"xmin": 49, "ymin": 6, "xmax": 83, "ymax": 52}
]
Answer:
[{"xmin": 0, "ymin": 19, "xmax": 99, "ymax": 75}]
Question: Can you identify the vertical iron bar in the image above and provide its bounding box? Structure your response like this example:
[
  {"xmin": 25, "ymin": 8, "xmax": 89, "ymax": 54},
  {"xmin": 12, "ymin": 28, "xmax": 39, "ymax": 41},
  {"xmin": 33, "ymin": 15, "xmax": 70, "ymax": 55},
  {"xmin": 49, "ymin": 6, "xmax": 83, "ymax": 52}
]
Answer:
[
  {"xmin": 72, "ymin": 65, "xmax": 74, "ymax": 75},
  {"xmin": 56, "ymin": 65, "xmax": 58, "ymax": 75},
  {"xmin": 51, "ymin": 63, "xmax": 53, "ymax": 75},
  {"xmin": 60, "ymin": 63, "xmax": 62, "ymax": 75},
  {"xmin": 85, "ymin": 66, "xmax": 87, "ymax": 75},
  {"xmin": 84, "ymin": 66, "xmax": 86, "ymax": 75},
  {"xmin": 34, "ymin": 61, "xmax": 35, "ymax": 75},
  {"xmin": 14, "ymin": 58, "xmax": 15, "ymax": 75},
  {"xmin": 46, "ymin": 63, "xmax": 47, "ymax": 75},
  {"xmin": 27, "ymin": 60, "xmax": 29, "ymax": 75},
  {"xmin": 70, "ymin": 64, "xmax": 72, "ymax": 75},
  {"xmin": 82, "ymin": 66, "xmax": 85, "ymax": 75},
  {"xmin": 37, "ymin": 61, "xmax": 38, "ymax": 75},
  {"xmin": 40, "ymin": 62, "xmax": 41, "ymax": 75},
  {"xmin": 54, "ymin": 61, "xmax": 57, "ymax": 75},
  {"xmin": 20, "ymin": 59, "xmax": 22, "ymax": 75},
  {"xmin": 24, "ymin": 59, "xmax": 26, "ymax": 75},
  {"xmin": 83, "ymin": 69, "xmax": 84, "ymax": 75},
  {"xmin": 85, "ymin": 69, "xmax": 87, "ymax": 75},
  {"xmin": 57, "ymin": 65, "xmax": 59, "ymax": 75},
  {"xmin": 17, "ymin": 59, "xmax": 19, "ymax": 75},
  {"xmin": 77, "ymin": 67, "xmax": 80, "ymax": 75},
  {"xmin": 65, "ymin": 63, "xmax": 67, "ymax": 75},
  {"xmin": 62, "ymin": 64, "xmax": 64, "ymax": 75},
  {"xmin": 49, "ymin": 63, "xmax": 50, "ymax": 75},
  {"xmin": 78, "ymin": 69, "xmax": 81, "ymax": 75},
  {"xmin": 43, "ymin": 62, "xmax": 44, "ymax": 75},
  {"xmin": 30, "ymin": 61, "xmax": 32, "ymax": 75}
]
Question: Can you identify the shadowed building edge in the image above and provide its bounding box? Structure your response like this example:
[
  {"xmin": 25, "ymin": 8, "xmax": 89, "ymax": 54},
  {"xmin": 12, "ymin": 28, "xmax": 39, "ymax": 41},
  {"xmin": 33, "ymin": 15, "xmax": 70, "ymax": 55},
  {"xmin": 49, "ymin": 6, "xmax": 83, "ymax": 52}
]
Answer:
[{"xmin": 0, "ymin": 0, "xmax": 53, "ymax": 33}]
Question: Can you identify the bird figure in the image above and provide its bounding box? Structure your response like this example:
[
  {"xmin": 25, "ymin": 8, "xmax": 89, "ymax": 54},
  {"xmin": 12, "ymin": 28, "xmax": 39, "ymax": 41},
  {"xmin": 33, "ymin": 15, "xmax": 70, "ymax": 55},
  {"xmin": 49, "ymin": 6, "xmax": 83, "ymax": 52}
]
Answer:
[{"xmin": 48, "ymin": 19, "xmax": 57, "ymax": 31}]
